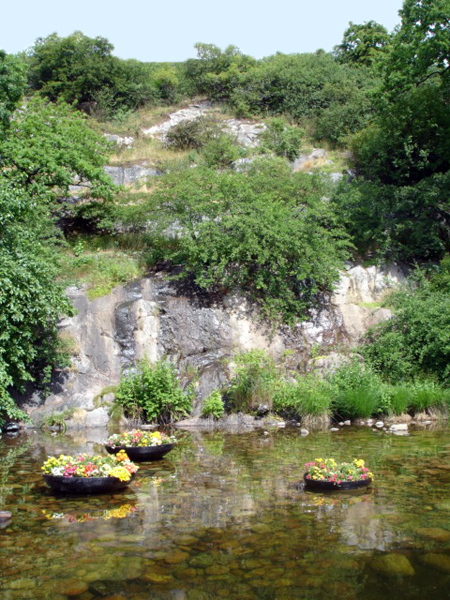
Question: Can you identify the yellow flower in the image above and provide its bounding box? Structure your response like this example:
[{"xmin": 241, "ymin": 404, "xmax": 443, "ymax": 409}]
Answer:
[{"xmin": 116, "ymin": 450, "xmax": 129, "ymax": 462}]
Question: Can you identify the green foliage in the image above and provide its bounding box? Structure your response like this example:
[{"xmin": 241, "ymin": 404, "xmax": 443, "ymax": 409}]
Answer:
[
  {"xmin": 228, "ymin": 350, "xmax": 278, "ymax": 412},
  {"xmin": 383, "ymin": 0, "xmax": 450, "ymax": 96},
  {"xmin": 0, "ymin": 94, "xmax": 114, "ymax": 418},
  {"xmin": 165, "ymin": 116, "xmax": 221, "ymax": 150},
  {"xmin": 362, "ymin": 264, "xmax": 450, "ymax": 383},
  {"xmin": 200, "ymin": 135, "xmax": 240, "ymax": 168},
  {"xmin": 135, "ymin": 160, "xmax": 349, "ymax": 322},
  {"xmin": 0, "ymin": 51, "xmax": 27, "ymax": 132},
  {"xmin": 28, "ymin": 32, "xmax": 158, "ymax": 114},
  {"xmin": 328, "ymin": 359, "xmax": 382, "ymax": 419},
  {"xmin": 40, "ymin": 409, "xmax": 74, "ymax": 432},
  {"xmin": 258, "ymin": 118, "xmax": 304, "ymax": 161},
  {"xmin": 337, "ymin": 1, "xmax": 450, "ymax": 262},
  {"xmin": 114, "ymin": 359, "xmax": 193, "ymax": 424},
  {"xmin": 62, "ymin": 251, "xmax": 144, "ymax": 300},
  {"xmin": 334, "ymin": 21, "xmax": 390, "ymax": 66},
  {"xmin": 201, "ymin": 390, "xmax": 225, "ymax": 419},
  {"xmin": 183, "ymin": 43, "xmax": 255, "ymax": 99},
  {"xmin": 0, "ymin": 97, "xmax": 116, "ymax": 202},
  {"xmin": 273, "ymin": 375, "xmax": 332, "ymax": 420}
]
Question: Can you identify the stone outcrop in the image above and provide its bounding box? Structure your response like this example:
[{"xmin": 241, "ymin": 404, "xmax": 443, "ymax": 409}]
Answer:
[
  {"xmin": 18, "ymin": 264, "xmax": 405, "ymax": 428},
  {"xmin": 142, "ymin": 103, "xmax": 212, "ymax": 140},
  {"xmin": 104, "ymin": 134, "xmax": 134, "ymax": 147},
  {"xmin": 142, "ymin": 103, "xmax": 266, "ymax": 148},
  {"xmin": 333, "ymin": 263, "xmax": 406, "ymax": 344},
  {"xmin": 104, "ymin": 164, "xmax": 160, "ymax": 186}
]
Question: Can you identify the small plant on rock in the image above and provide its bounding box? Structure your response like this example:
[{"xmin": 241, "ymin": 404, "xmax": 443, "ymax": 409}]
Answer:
[
  {"xmin": 201, "ymin": 390, "xmax": 225, "ymax": 419},
  {"xmin": 114, "ymin": 358, "xmax": 193, "ymax": 424}
]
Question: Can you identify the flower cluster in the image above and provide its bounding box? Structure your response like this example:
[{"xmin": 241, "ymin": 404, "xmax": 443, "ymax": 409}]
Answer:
[
  {"xmin": 42, "ymin": 450, "xmax": 139, "ymax": 482},
  {"xmin": 106, "ymin": 429, "xmax": 176, "ymax": 448},
  {"xmin": 304, "ymin": 458, "xmax": 374, "ymax": 484}
]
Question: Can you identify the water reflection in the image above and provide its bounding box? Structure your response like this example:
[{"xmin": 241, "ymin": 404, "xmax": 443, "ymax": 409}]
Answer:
[{"xmin": 1, "ymin": 426, "xmax": 450, "ymax": 599}]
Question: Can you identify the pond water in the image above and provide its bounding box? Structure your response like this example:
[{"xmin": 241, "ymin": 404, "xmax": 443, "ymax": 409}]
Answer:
[{"xmin": 1, "ymin": 425, "xmax": 450, "ymax": 599}]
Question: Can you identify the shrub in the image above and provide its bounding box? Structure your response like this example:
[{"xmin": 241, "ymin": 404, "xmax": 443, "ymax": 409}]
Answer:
[
  {"xmin": 228, "ymin": 350, "xmax": 278, "ymax": 412},
  {"xmin": 165, "ymin": 116, "xmax": 221, "ymax": 150},
  {"xmin": 362, "ymin": 265, "xmax": 450, "ymax": 383},
  {"xmin": 114, "ymin": 359, "xmax": 193, "ymax": 424},
  {"xmin": 201, "ymin": 390, "xmax": 225, "ymax": 419},
  {"xmin": 201, "ymin": 135, "xmax": 240, "ymax": 168},
  {"xmin": 258, "ymin": 118, "xmax": 304, "ymax": 161}
]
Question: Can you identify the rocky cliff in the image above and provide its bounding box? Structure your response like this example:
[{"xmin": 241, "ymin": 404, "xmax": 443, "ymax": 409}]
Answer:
[{"xmin": 20, "ymin": 264, "xmax": 406, "ymax": 427}]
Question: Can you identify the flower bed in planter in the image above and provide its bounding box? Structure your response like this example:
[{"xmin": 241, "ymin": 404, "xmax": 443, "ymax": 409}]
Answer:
[
  {"xmin": 42, "ymin": 450, "xmax": 138, "ymax": 494},
  {"xmin": 105, "ymin": 430, "xmax": 176, "ymax": 461},
  {"xmin": 303, "ymin": 458, "xmax": 374, "ymax": 491}
]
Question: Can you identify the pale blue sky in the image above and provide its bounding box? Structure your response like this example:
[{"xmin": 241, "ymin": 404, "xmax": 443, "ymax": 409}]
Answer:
[{"xmin": 3, "ymin": 0, "xmax": 404, "ymax": 61}]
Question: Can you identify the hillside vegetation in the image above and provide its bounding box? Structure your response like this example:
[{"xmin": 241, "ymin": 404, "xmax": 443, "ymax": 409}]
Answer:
[{"xmin": 1, "ymin": 0, "xmax": 450, "ymax": 424}]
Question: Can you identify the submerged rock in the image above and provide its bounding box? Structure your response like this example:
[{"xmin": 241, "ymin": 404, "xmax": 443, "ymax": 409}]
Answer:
[
  {"xmin": 416, "ymin": 527, "xmax": 450, "ymax": 542},
  {"xmin": 421, "ymin": 553, "xmax": 450, "ymax": 572},
  {"xmin": 371, "ymin": 554, "xmax": 415, "ymax": 576}
]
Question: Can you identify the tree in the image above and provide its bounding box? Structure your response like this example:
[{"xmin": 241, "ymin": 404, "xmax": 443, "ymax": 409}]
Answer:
[
  {"xmin": 336, "ymin": 0, "xmax": 450, "ymax": 261},
  {"xmin": 383, "ymin": 0, "xmax": 450, "ymax": 94},
  {"xmin": 334, "ymin": 21, "xmax": 391, "ymax": 66},
  {"xmin": 0, "ymin": 51, "xmax": 26, "ymax": 132},
  {"xmin": 0, "ymin": 97, "xmax": 116, "ymax": 423},
  {"xmin": 0, "ymin": 97, "xmax": 115, "ymax": 202},
  {"xmin": 28, "ymin": 32, "xmax": 115, "ymax": 105},
  {"xmin": 135, "ymin": 159, "xmax": 349, "ymax": 322}
]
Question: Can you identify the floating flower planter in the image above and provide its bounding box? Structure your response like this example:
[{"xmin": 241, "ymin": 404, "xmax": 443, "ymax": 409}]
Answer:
[
  {"xmin": 105, "ymin": 430, "xmax": 176, "ymax": 462},
  {"xmin": 42, "ymin": 450, "xmax": 138, "ymax": 494},
  {"xmin": 303, "ymin": 458, "xmax": 374, "ymax": 491}
]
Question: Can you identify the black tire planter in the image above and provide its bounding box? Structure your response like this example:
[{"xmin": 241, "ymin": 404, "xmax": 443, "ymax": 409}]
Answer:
[
  {"xmin": 303, "ymin": 474, "xmax": 372, "ymax": 491},
  {"xmin": 43, "ymin": 472, "xmax": 136, "ymax": 494},
  {"xmin": 105, "ymin": 444, "xmax": 175, "ymax": 462}
]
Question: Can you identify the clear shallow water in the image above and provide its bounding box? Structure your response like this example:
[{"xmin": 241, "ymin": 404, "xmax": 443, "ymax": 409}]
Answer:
[{"xmin": 1, "ymin": 425, "xmax": 450, "ymax": 599}]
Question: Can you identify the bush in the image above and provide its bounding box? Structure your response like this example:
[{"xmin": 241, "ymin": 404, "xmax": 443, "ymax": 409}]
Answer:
[
  {"xmin": 362, "ymin": 265, "xmax": 450, "ymax": 383},
  {"xmin": 201, "ymin": 390, "xmax": 225, "ymax": 419},
  {"xmin": 258, "ymin": 118, "xmax": 304, "ymax": 161},
  {"xmin": 228, "ymin": 350, "xmax": 278, "ymax": 412},
  {"xmin": 114, "ymin": 359, "xmax": 193, "ymax": 424},
  {"xmin": 165, "ymin": 116, "xmax": 221, "ymax": 150},
  {"xmin": 273, "ymin": 375, "xmax": 332, "ymax": 420},
  {"xmin": 201, "ymin": 135, "xmax": 240, "ymax": 168}
]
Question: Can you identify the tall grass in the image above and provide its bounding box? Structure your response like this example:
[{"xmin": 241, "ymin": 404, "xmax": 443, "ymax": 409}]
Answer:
[
  {"xmin": 227, "ymin": 350, "xmax": 278, "ymax": 412},
  {"xmin": 273, "ymin": 375, "xmax": 332, "ymax": 420}
]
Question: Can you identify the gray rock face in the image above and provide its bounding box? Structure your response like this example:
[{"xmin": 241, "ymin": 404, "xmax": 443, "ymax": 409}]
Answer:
[
  {"xmin": 291, "ymin": 149, "xmax": 327, "ymax": 172},
  {"xmin": 105, "ymin": 164, "xmax": 160, "ymax": 186},
  {"xmin": 332, "ymin": 264, "xmax": 407, "ymax": 345},
  {"xmin": 142, "ymin": 103, "xmax": 212, "ymax": 141},
  {"xmin": 224, "ymin": 119, "xmax": 266, "ymax": 147},
  {"xmin": 104, "ymin": 134, "xmax": 134, "ymax": 147},
  {"xmin": 142, "ymin": 103, "xmax": 266, "ymax": 148},
  {"xmin": 18, "ymin": 264, "xmax": 403, "ymax": 428}
]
